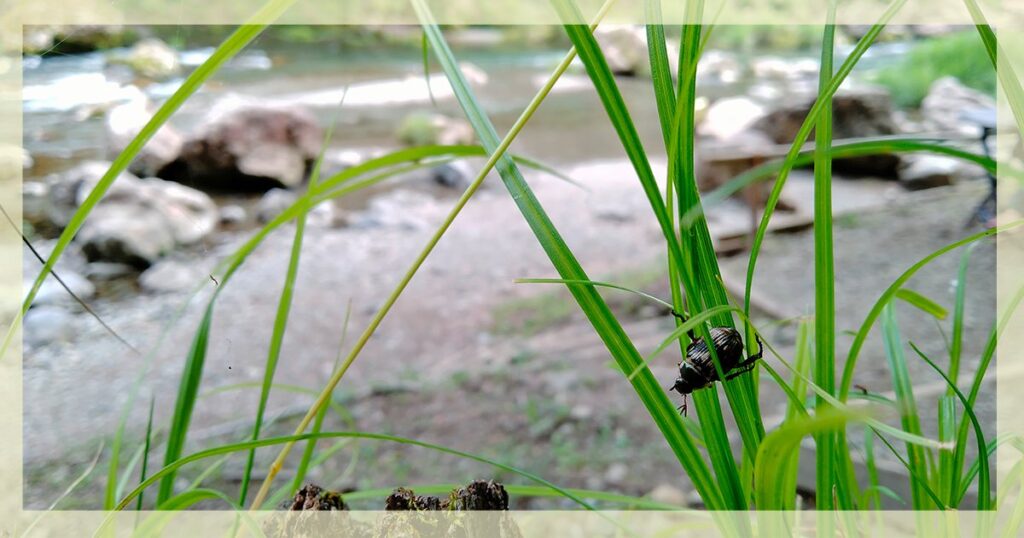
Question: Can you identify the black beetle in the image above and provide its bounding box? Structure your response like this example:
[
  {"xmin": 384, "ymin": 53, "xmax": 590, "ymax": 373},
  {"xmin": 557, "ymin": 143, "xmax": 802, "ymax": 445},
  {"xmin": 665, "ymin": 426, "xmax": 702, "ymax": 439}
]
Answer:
[{"xmin": 668, "ymin": 310, "xmax": 763, "ymax": 416}]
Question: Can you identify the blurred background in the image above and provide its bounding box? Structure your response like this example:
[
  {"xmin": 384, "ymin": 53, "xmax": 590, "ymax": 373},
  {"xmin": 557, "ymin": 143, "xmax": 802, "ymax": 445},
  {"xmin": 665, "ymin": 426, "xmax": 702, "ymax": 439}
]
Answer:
[{"xmin": 20, "ymin": 24, "xmax": 999, "ymax": 509}]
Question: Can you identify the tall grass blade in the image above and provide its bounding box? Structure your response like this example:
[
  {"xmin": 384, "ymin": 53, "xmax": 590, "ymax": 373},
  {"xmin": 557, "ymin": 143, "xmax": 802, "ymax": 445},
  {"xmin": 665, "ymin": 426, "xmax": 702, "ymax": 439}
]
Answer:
[
  {"xmin": 136, "ymin": 397, "xmax": 155, "ymax": 511},
  {"xmin": 157, "ymin": 306, "xmax": 213, "ymax": 504},
  {"xmin": 555, "ymin": 0, "xmax": 755, "ymax": 510},
  {"xmin": 813, "ymin": 6, "xmax": 840, "ymax": 512},
  {"xmin": 949, "ymin": 245, "xmax": 978, "ymax": 393},
  {"xmin": 247, "ymin": 0, "xmax": 639, "ymax": 510},
  {"xmin": 895, "ymin": 288, "xmax": 949, "ymax": 320},
  {"xmin": 415, "ymin": 0, "xmax": 726, "ymax": 512},
  {"xmin": 237, "ymin": 102, "xmax": 342, "ymax": 506},
  {"xmin": 962, "ymin": 0, "xmax": 1024, "ymax": 136},
  {"xmin": 908, "ymin": 342, "xmax": 991, "ymax": 509},
  {"xmin": 881, "ymin": 304, "xmax": 931, "ymax": 509},
  {"xmin": 840, "ymin": 225, "xmax": 1019, "ymax": 401},
  {"xmin": 743, "ymin": 0, "xmax": 908, "ymax": 322}
]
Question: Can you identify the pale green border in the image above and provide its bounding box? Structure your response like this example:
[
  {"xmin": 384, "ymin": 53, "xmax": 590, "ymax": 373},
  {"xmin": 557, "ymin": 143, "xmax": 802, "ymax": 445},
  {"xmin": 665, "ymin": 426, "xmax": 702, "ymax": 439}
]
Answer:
[{"xmin": 1, "ymin": 0, "xmax": 1023, "ymax": 535}]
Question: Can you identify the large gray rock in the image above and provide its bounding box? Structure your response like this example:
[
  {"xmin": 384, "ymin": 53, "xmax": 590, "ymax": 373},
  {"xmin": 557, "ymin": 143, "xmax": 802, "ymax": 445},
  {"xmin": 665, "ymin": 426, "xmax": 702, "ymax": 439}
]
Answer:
[
  {"xmin": 703, "ymin": 86, "xmax": 903, "ymax": 178},
  {"xmin": 36, "ymin": 162, "xmax": 218, "ymax": 267},
  {"xmin": 28, "ymin": 162, "xmax": 139, "ymax": 235},
  {"xmin": 106, "ymin": 95, "xmax": 184, "ymax": 177},
  {"xmin": 921, "ymin": 77, "xmax": 996, "ymax": 136},
  {"xmin": 78, "ymin": 202, "xmax": 177, "ymax": 267},
  {"xmin": 162, "ymin": 101, "xmax": 323, "ymax": 191}
]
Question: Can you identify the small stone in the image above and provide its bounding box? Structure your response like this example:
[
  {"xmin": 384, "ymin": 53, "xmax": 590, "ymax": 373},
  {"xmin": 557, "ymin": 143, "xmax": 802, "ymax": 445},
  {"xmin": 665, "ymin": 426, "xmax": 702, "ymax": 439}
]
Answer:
[
  {"xmin": 255, "ymin": 188, "xmax": 298, "ymax": 224},
  {"xmin": 569, "ymin": 404, "xmax": 593, "ymax": 421},
  {"xmin": 218, "ymin": 204, "xmax": 247, "ymax": 227},
  {"xmin": 604, "ymin": 463, "xmax": 629, "ymax": 486},
  {"xmin": 84, "ymin": 262, "xmax": 137, "ymax": 281},
  {"xmin": 898, "ymin": 154, "xmax": 962, "ymax": 190},
  {"xmin": 648, "ymin": 484, "xmax": 687, "ymax": 507},
  {"xmin": 24, "ymin": 306, "xmax": 75, "ymax": 347},
  {"xmin": 429, "ymin": 161, "xmax": 472, "ymax": 190},
  {"xmin": 117, "ymin": 38, "xmax": 180, "ymax": 80},
  {"xmin": 32, "ymin": 271, "xmax": 95, "ymax": 307},
  {"xmin": 139, "ymin": 259, "xmax": 204, "ymax": 293}
]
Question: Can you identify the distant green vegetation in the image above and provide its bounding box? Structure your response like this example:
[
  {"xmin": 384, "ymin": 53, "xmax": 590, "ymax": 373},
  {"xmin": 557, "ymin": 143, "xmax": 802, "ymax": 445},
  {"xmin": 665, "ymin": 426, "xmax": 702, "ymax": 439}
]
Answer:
[{"xmin": 872, "ymin": 31, "xmax": 996, "ymax": 108}]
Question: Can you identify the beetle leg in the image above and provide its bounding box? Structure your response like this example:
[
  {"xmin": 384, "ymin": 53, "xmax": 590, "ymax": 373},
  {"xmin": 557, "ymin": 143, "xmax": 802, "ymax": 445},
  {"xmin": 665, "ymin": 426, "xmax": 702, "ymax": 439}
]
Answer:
[
  {"xmin": 670, "ymin": 308, "xmax": 697, "ymax": 341},
  {"xmin": 725, "ymin": 363, "xmax": 757, "ymax": 381},
  {"xmin": 749, "ymin": 334, "xmax": 764, "ymax": 362},
  {"xmin": 676, "ymin": 394, "xmax": 689, "ymax": 417}
]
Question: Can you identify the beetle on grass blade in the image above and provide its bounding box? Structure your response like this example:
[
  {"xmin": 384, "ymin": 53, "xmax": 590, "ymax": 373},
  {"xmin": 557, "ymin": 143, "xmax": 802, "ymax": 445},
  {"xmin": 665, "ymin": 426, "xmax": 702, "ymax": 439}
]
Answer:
[{"xmin": 668, "ymin": 310, "xmax": 763, "ymax": 416}]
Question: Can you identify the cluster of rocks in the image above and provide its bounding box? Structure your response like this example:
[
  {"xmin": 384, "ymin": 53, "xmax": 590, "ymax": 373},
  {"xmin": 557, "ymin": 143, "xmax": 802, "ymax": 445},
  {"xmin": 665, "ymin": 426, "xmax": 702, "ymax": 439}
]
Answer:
[
  {"xmin": 263, "ymin": 481, "xmax": 519, "ymax": 538},
  {"xmin": 696, "ymin": 76, "xmax": 995, "ymax": 205}
]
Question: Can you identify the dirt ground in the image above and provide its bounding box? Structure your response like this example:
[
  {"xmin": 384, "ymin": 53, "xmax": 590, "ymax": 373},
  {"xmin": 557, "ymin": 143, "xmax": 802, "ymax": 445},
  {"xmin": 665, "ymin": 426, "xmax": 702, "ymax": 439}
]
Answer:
[{"xmin": 21, "ymin": 158, "xmax": 1001, "ymax": 509}]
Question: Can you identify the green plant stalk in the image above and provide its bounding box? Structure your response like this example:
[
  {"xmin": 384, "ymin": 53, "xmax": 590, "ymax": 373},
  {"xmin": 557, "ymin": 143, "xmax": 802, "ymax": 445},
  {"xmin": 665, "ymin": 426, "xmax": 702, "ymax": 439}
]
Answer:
[
  {"xmin": 237, "ymin": 108, "xmax": 338, "ymax": 506},
  {"xmin": 743, "ymin": 0, "xmax": 907, "ymax": 321},
  {"xmin": 136, "ymin": 398, "xmax": 155, "ymax": 511},
  {"xmin": 157, "ymin": 305, "xmax": 213, "ymax": 504},
  {"xmin": 950, "ymin": 245, "xmax": 977, "ymax": 395},
  {"xmin": 419, "ymin": 0, "xmax": 731, "ymax": 519},
  {"xmin": 813, "ymin": 6, "xmax": 842, "ymax": 512},
  {"xmin": 882, "ymin": 304, "xmax": 931, "ymax": 509},
  {"xmin": 839, "ymin": 226, "xmax": 1018, "ymax": 401},
  {"xmin": 963, "ymin": 0, "xmax": 1024, "ymax": 138},
  {"xmin": 4, "ymin": 0, "xmax": 297, "ymax": 363},
  {"xmin": 292, "ymin": 302, "xmax": 353, "ymax": 495},
  {"xmin": 782, "ymin": 319, "xmax": 813, "ymax": 511},
  {"xmin": 557, "ymin": 0, "xmax": 746, "ymax": 509},
  {"xmin": 247, "ymin": 0, "xmax": 622, "ymax": 510},
  {"xmin": 952, "ymin": 283, "xmax": 1024, "ymax": 505}
]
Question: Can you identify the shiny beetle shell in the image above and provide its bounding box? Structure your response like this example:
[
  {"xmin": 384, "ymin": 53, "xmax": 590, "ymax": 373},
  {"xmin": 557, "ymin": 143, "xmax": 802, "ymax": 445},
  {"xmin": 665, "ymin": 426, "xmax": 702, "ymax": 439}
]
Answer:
[{"xmin": 671, "ymin": 327, "xmax": 745, "ymax": 395}]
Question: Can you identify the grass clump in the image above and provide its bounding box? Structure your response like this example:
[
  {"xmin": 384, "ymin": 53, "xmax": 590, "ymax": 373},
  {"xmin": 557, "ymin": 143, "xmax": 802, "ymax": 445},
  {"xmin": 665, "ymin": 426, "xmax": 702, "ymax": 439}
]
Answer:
[{"xmin": 872, "ymin": 30, "xmax": 996, "ymax": 108}]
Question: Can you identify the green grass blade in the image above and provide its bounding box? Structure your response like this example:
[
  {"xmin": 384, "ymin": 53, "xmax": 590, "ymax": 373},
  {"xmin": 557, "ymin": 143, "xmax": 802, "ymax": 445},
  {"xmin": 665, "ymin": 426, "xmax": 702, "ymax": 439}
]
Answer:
[
  {"xmin": 416, "ymin": 0, "xmax": 725, "ymax": 512},
  {"xmin": 813, "ymin": 6, "xmax": 840, "ymax": 512},
  {"xmin": 895, "ymin": 289, "xmax": 949, "ymax": 320},
  {"xmin": 949, "ymin": 245, "xmax": 978, "ymax": 393},
  {"xmin": 156, "ymin": 305, "xmax": 213, "ymax": 504},
  {"xmin": 938, "ymin": 395, "xmax": 956, "ymax": 503},
  {"xmin": 755, "ymin": 409, "xmax": 858, "ymax": 510},
  {"xmin": 645, "ymin": 0, "xmax": 676, "ymax": 149},
  {"xmin": 908, "ymin": 342, "xmax": 991, "ymax": 509},
  {"xmin": 515, "ymin": 277, "xmax": 676, "ymax": 309},
  {"xmin": 3, "ymin": 0, "xmax": 297, "ymax": 363},
  {"xmin": 135, "ymin": 397, "xmax": 155, "ymax": 511},
  {"xmin": 743, "ymin": 0, "xmax": 908, "ymax": 322},
  {"xmin": 292, "ymin": 301, "xmax": 354, "ymax": 495},
  {"xmin": 132, "ymin": 490, "xmax": 265, "ymax": 538},
  {"xmin": 954, "ymin": 284, "xmax": 1024, "ymax": 504},
  {"xmin": 237, "ymin": 102, "xmax": 341, "ymax": 506},
  {"xmin": 962, "ymin": 0, "xmax": 1024, "ymax": 137},
  {"xmin": 685, "ymin": 138, "xmax": 1000, "ymax": 226},
  {"xmin": 839, "ymin": 224, "xmax": 1021, "ymax": 401},
  {"xmin": 553, "ymin": 0, "xmax": 753, "ymax": 510},
  {"xmin": 781, "ymin": 319, "xmax": 814, "ymax": 510},
  {"xmin": 881, "ymin": 304, "xmax": 931, "ymax": 509},
  {"xmin": 870, "ymin": 429, "xmax": 947, "ymax": 509},
  {"xmin": 247, "ymin": 0, "xmax": 630, "ymax": 510}
]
